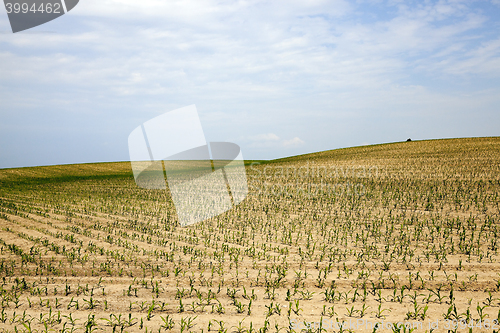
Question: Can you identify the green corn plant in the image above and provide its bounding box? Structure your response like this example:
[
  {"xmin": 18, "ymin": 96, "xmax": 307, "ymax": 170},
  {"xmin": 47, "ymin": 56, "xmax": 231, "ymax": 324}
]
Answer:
[
  {"xmin": 477, "ymin": 303, "xmax": 489, "ymax": 321},
  {"xmin": 216, "ymin": 320, "xmax": 228, "ymax": 333},
  {"xmin": 299, "ymin": 289, "xmax": 314, "ymax": 300},
  {"xmin": 0, "ymin": 308, "xmax": 7, "ymax": 323},
  {"xmin": 234, "ymin": 300, "xmax": 246, "ymax": 314},
  {"xmin": 178, "ymin": 298, "xmax": 184, "ymax": 313},
  {"xmin": 84, "ymin": 314, "xmax": 97, "ymax": 333},
  {"xmin": 160, "ymin": 315, "xmax": 175, "ymax": 330},
  {"xmin": 83, "ymin": 297, "xmax": 98, "ymax": 309},
  {"xmin": 232, "ymin": 319, "xmax": 247, "ymax": 333},
  {"xmin": 484, "ymin": 291, "xmax": 497, "ymax": 306},
  {"xmin": 180, "ymin": 316, "xmax": 197, "ymax": 332},
  {"xmin": 429, "ymin": 289, "xmax": 445, "ymax": 304},
  {"xmin": 373, "ymin": 303, "xmax": 390, "ymax": 319},
  {"xmin": 147, "ymin": 301, "xmax": 155, "ymax": 320},
  {"xmin": 63, "ymin": 313, "xmax": 79, "ymax": 326},
  {"xmin": 214, "ymin": 301, "xmax": 225, "ymax": 314},
  {"xmin": 346, "ymin": 305, "xmax": 358, "ymax": 317},
  {"xmin": 292, "ymin": 300, "xmax": 301, "ymax": 316}
]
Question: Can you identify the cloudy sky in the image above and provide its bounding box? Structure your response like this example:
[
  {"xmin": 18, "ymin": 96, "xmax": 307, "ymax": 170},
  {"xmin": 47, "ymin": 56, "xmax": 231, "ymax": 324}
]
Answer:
[{"xmin": 1, "ymin": 0, "xmax": 499, "ymax": 168}]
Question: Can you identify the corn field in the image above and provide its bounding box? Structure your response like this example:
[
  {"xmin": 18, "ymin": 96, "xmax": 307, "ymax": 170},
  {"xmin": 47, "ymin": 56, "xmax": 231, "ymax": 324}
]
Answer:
[{"xmin": 0, "ymin": 137, "xmax": 499, "ymax": 332}]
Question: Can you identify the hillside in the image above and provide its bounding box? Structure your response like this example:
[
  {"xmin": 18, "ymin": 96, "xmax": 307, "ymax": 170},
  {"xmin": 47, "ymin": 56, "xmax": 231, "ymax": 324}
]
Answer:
[{"xmin": 0, "ymin": 137, "xmax": 499, "ymax": 332}]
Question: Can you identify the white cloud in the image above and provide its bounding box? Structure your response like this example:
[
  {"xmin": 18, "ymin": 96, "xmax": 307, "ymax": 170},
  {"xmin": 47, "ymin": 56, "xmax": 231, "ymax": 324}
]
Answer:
[
  {"xmin": 246, "ymin": 133, "xmax": 305, "ymax": 150},
  {"xmin": 2, "ymin": 0, "xmax": 496, "ymax": 98},
  {"xmin": 283, "ymin": 137, "xmax": 305, "ymax": 147}
]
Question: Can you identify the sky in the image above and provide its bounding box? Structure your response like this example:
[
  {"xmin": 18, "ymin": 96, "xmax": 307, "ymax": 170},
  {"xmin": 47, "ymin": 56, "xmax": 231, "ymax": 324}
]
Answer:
[{"xmin": 0, "ymin": 0, "xmax": 499, "ymax": 168}]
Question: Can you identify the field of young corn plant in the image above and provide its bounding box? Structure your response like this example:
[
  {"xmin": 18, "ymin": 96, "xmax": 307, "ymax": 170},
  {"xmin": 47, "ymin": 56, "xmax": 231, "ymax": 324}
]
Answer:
[{"xmin": 0, "ymin": 137, "xmax": 499, "ymax": 333}]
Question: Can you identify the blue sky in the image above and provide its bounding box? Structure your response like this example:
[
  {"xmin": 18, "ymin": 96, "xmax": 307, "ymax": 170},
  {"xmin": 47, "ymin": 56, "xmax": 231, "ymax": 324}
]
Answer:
[{"xmin": 1, "ymin": 0, "xmax": 499, "ymax": 168}]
